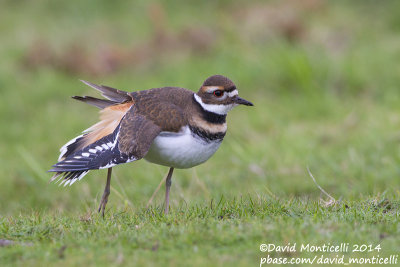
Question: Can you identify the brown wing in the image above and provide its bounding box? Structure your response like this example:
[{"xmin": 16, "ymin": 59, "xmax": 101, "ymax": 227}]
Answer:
[
  {"xmin": 118, "ymin": 106, "xmax": 162, "ymax": 159},
  {"xmin": 118, "ymin": 103, "xmax": 186, "ymax": 159}
]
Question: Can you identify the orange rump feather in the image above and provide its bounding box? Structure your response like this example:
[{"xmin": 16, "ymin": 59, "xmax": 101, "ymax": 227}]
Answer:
[{"xmin": 81, "ymin": 102, "xmax": 133, "ymax": 147}]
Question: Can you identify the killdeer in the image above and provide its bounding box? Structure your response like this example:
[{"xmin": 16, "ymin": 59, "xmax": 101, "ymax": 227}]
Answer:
[{"xmin": 49, "ymin": 75, "xmax": 253, "ymax": 216}]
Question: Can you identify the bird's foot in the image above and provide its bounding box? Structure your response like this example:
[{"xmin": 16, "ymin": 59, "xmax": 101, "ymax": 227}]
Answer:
[{"xmin": 98, "ymin": 191, "xmax": 110, "ymax": 218}]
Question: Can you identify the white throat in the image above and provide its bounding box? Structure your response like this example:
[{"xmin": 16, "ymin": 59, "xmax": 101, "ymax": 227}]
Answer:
[{"xmin": 194, "ymin": 94, "xmax": 236, "ymax": 115}]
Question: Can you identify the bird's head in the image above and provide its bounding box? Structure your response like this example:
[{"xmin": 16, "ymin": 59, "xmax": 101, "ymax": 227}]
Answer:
[{"xmin": 194, "ymin": 75, "xmax": 253, "ymax": 115}]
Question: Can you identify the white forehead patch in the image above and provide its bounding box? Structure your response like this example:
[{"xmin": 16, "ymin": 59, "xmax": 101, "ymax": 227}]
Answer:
[{"xmin": 194, "ymin": 94, "xmax": 237, "ymax": 115}]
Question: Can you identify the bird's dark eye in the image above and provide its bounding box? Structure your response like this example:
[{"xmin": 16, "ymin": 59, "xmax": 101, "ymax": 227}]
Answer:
[{"xmin": 213, "ymin": 90, "xmax": 224, "ymax": 97}]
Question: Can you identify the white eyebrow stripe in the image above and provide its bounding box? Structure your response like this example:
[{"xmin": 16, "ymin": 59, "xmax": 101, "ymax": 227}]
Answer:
[
  {"xmin": 203, "ymin": 87, "xmax": 238, "ymax": 98},
  {"xmin": 202, "ymin": 86, "xmax": 224, "ymax": 93},
  {"xmin": 226, "ymin": 89, "xmax": 238, "ymax": 97}
]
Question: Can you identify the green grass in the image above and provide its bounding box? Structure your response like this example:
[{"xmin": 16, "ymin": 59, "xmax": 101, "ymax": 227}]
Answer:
[
  {"xmin": 1, "ymin": 198, "xmax": 399, "ymax": 266},
  {"xmin": 1, "ymin": 0, "xmax": 400, "ymax": 266}
]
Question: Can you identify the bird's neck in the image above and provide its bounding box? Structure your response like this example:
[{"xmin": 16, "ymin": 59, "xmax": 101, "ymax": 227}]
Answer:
[
  {"xmin": 189, "ymin": 94, "xmax": 227, "ymax": 138},
  {"xmin": 192, "ymin": 94, "xmax": 227, "ymax": 123}
]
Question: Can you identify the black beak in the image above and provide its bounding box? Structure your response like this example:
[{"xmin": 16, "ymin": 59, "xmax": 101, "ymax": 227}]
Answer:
[{"xmin": 234, "ymin": 96, "xmax": 254, "ymax": 106}]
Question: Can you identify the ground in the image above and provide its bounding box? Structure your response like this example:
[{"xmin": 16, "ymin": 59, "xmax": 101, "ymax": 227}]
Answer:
[{"xmin": 1, "ymin": 0, "xmax": 400, "ymax": 266}]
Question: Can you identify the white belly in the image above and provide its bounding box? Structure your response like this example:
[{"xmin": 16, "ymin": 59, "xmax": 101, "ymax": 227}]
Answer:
[{"xmin": 144, "ymin": 126, "xmax": 222, "ymax": 169}]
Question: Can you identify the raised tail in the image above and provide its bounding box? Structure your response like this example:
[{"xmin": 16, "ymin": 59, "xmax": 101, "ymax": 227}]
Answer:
[
  {"xmin": 79, "ymin": 80, "xmax": 132, "ymax": 104},
  {"xmin": 51, "ymin": 81, "xmax": 135, "ymax": 185},
  {"xmin": 57, "ymin": 81, "xmax": 134, "ymax": 161},
  {"xmin": 72, "ymin": 80, "xmax": 132, "ymax": 109}
]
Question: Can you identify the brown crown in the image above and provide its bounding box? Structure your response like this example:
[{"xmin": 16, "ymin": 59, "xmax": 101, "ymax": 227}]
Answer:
[
  {"xmin": 197, "ymin": 75, "xmax": 238, "ymax": 105},
  {"xmin": 202, "ymin": 75, "xmax": 236, "ymax": 90}
]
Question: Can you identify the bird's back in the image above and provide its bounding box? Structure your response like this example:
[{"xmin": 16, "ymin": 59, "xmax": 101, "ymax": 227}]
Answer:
[{"xmin": 130, "ymin": 87, "xmax": 195, "ymax": 131}]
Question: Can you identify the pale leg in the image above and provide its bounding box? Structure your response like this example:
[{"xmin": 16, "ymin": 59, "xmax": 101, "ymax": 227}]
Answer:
[
  {"xmin": 164, "ymin": 167, "xmax": 174, "ymax": 214},
  {"xmin": 98, "ymin": 168, "xmax": 112, "ymax": 217}
]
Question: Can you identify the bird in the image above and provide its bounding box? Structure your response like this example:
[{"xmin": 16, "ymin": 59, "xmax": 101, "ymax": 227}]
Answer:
[{"xmin": 49, "ymin": 75, "xmax": 253, "ymax": 216}]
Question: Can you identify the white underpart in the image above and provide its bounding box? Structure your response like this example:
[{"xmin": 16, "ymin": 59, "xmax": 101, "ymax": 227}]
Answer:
[
  {"xmin": 194, "ymin": 94, "xmax": 237, "ymax": 115},
  {"xmin": 144, "ymin": 126, "xmax": 222, "ymax": 169}
]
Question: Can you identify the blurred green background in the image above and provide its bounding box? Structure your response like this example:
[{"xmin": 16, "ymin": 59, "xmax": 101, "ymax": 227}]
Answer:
[{"xmin": 1, "ymin": 0, "xmax": 400, "ymax": 214}]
